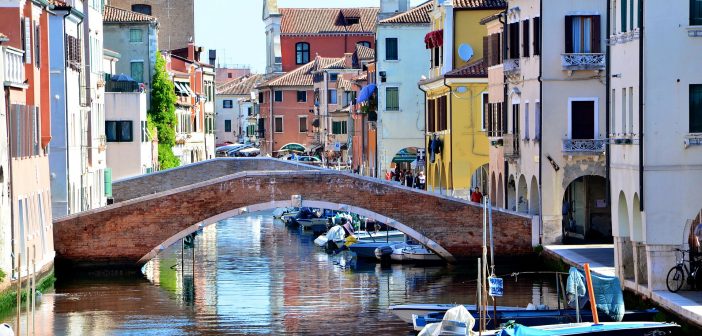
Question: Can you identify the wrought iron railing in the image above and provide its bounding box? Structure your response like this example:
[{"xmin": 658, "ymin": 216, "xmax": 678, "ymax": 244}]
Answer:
[
  {"xmin": 561, "ymin": 53, "xmax": 605, "ymax": 71},
  {"xmin": 562, "ymin": 139, "xmax": 606, "ymax": 153},
  {"xmin": 503, "ymin": 58, "xmax": 520, "ymax": 76}
]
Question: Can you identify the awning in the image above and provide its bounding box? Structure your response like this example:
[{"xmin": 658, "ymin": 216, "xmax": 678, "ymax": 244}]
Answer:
[
  {"xmin": 279, "ymin": 143, "xmax": 306, "ymax": 152},
  {"xmin": 425, "ymin": 29, "xmax": 444, "ymax": 49},
  {"xmin": 357, "ymin": 84, "xmax": 377, "ymax": 104},
  {"xmin": 174, "ymin": 82, "xmax": 194, "ymax": 96},
  {"xmin": 392, "ymin": 147, "xmax": 418, "ymax": 163}
]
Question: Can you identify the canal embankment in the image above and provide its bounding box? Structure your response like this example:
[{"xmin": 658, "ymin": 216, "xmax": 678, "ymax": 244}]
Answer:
[{"xmin": 542, "ymin": 244, "xmax": 702, "ymax": 334}]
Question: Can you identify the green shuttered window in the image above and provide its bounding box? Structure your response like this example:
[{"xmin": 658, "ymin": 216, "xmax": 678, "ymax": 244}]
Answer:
[
  {"xmin": 386, "ymin": 87, "xmax": 399, "ymax": 111},
  {"xmin": 691, "ymin": 84, "xmax": 702, "ymax": 133}
]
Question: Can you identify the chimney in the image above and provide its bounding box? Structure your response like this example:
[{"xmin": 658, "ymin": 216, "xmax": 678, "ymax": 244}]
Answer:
[
  {"xmin": 188, "ymin": 42, "xmax": 195, "ymax": 61},
  {"xmin": 344, "ymin": 53, "xmax": 353, "ymax": 69},
  {"xmin": 209, "ymin": 50, "xmax": 217, "ymax": 66}
]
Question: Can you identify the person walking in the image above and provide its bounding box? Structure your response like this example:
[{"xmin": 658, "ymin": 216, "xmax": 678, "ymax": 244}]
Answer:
[
  {"xmin": 417, "ymin": 171, "xmax": 426, "ymax": 190},
  {"xmin": 405, "ymin": 170, "xmax": 414, "ymax": 188},
  {"xmin": 470, "ymin": 187, "xmax": 483, "ymax": 203}
]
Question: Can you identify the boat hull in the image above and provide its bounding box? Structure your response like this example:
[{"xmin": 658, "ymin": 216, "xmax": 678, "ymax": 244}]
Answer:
[{"xmin": 487, "ymin": 322, "xmax": 678, "ymax": 336}]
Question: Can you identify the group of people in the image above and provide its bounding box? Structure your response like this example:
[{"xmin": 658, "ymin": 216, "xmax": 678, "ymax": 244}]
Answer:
[{"xmin": 386, "ymin": 167, "xmax": 426, "ymax": 189}]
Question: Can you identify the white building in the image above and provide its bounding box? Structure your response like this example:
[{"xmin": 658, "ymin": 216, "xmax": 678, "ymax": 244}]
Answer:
[
  {"xmin": 0, "ymin": 36, "xmax": 11, "ymax": 283},
  {"xmin": 376, "ymin": 1, "xmax": 431, "ymax": 177},
  {"xmin": 215, "ymin": 74, "xmax": 263, "ymax": 146},
  {"xmin": 496, "ymin": 0, "xmax": 608, "ymax": 245},
  {"xmin": 105, "ymin": 92, "xmax": 153, "ymax": 180},
  {"xmin": 610, "ymin": 0, "xmax": 702, "ymax": 292},
  {"xmin": 49, "ymin": 0, "xmax": 107, "ymax": 217}
]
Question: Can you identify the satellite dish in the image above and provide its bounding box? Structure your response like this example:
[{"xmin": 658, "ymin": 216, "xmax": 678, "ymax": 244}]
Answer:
[
  {"xmin": 458, "ymin": 44, "xmax": 474, "ymax": 62},
  {"xmin": 455, "ymin": 86, "xmax": 468, "ymax": 94}
]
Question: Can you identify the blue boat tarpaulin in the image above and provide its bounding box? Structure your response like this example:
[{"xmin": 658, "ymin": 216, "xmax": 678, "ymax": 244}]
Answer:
[
  {"xmin": 566, "ymin": 266, "xmax": 625, "ymax": 322},
  {"xmin": 357, "ymin": 84, "xmax": 377, "ymax": 104}
]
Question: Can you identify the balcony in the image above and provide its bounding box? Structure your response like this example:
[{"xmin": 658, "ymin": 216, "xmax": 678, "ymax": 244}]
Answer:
[
  {"xmin": 561, "ymin": 53, "xmax": 605, "ymax": 71},
  {"xmin": 3, "ymin": 47, "xmax": 25, "ymax": 86},
  {"xmin": 562, "ymin": 139, "xmax": 606, "ymax": 153},
  {"xmin": 503, "ymin": 133, "xmax": 520, "ymax": 158},
  {"xmin": 503, "ymin": 58, "xmax": 520, "ymax": 76}
]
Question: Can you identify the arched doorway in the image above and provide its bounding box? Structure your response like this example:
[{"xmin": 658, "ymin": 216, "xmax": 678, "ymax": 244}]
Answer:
[
  {"xmin": 471, "ymin": 164, "xmax": 489, "ymax": 198},
  {"xmin": 389, "ymin": 147, "xmax": 419, "ymax": 186},
  {"xmin": 517, "ymin": 175, "xmax": 528, "ymax": 213},
  {"xmin": 496, "ymin": 174, "xmax": 504, "ymax": 209},
  {"xmin": 529, "ymin": 176, "xmax": 540, "ymax": 215},
  {"xmin": 562, "ymin": 175, "xmax": 611, "ymax": 243},
  {"xmin": 617, "ymin": 191, "xmax": 634, "ymax": 281},
  {"xmin": 507, "ymin": 175, "xmax": 516, "ymax": 211},
  {"xmin": 490, "ymin": 173, "xmax": 497, "ymax": 206}
]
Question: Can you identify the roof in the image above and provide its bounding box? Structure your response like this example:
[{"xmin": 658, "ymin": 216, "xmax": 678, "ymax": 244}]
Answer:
[
  {"xmin": 216, "ymin": 74, "xmax": 264, "ymax": 95},
  {"xmin": 355, "ymin": 44, "xmax": 375, "ymax": 61},
  {"xmin": 453, "ymin": 0, "xmax": 507, "ymax": 9},
  {"xmin": 258, "ymin": 57, "xmax": 345, "ymax": 88},
  {"xmin": 336, "ymin": 77, "xmax": 357, "ymax": 91},
  {"xmin": 444, "ymin": 59, "xmax": 487, "ymax": 78},
  {"xmin": 280, "ymin": 7, "xmax": 379, "ymax": 35},
  {"xmin": 103, "ymin": 5, "xmax": 158, "ymax": 24},
  {"xmin": 480, "ymin": 12, "xmax": 504, "ymax": 25},
  {"xmin": 379, "ymin": 1, "xmax": 433, "ymax": 24}
]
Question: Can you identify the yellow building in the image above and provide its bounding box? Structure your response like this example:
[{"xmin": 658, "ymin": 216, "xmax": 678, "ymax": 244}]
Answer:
[{"xmin": 419, "ymin": 0, "xmax": 504, "ymax": 199}]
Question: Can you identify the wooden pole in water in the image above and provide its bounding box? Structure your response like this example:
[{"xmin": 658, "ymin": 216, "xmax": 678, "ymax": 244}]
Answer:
[
  {"xmin": 32, "ymin": 245, "xmax": 36, "ymax": 335},
  {"xmin": 26, "ymin": 247, "xmax": 30, "ymax": 336},
  {"xmin": 16, "ymin": 253, "xmax": 20, "ymax": 336},
  {"xmin": 478, "ymin": 258, "xmax": 482, "ymax": 336},
  {"xmin": 584, "ymin": 263, "xmax": 600, "ymax": 325}
]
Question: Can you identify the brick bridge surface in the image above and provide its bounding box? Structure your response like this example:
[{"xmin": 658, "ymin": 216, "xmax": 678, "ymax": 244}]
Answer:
[{"xmin": 53, "ymin": 158, "xmax": 534, "ymax": 269}]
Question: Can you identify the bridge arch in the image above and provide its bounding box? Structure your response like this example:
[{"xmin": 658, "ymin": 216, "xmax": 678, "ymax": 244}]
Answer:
[{"xmin": 139, "ymin": 199, "xmax": 454, "ymax": 264}]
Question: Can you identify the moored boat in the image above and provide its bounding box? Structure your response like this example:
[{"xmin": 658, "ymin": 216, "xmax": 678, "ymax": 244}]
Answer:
[{"xmin": 490, "ymin": 321, "xmax": 679, "ymax": 336}]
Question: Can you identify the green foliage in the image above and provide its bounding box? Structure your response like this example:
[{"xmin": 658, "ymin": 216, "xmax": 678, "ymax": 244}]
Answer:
[
  {"xmin": 0, "ymin": 272, "xmax": 55, "ymax": 318},
  {"xmin": 149, "ymin": 52, "xmax": 180, "ymax": 170},
  {"xmin": 0, "ymin": 268, "xmax": 5, "ymax": 282}
]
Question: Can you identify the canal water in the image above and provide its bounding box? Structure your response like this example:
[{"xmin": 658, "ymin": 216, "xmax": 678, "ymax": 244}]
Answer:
[{"xmin": 8, "ymin": 211, "xmax": 562, "ymax": 335}]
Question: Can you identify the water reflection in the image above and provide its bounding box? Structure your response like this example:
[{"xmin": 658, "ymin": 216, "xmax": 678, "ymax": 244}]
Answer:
[{"xmin": 8, "ymin": 211, "xmax": 561, "ymax": 335}]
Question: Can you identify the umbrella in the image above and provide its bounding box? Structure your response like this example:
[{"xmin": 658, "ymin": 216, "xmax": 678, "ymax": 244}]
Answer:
[{"xmin": 111, "ymin": 73, "xmax": 135, "ymax": 82}]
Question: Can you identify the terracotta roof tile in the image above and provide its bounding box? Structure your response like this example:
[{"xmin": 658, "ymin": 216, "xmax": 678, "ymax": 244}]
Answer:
[
  {"xmin": 216, "ymin": 74, "xmax": 264, "ymax": 95},
  {"xmin": 453, "ymin": 0, "xmax": 506, "ymax": 9},
  {"xmin": 280, "ymin": 7, "xmax": 379, "ymax": 35},
  {"xmin": 445, "ymin": 59, "xmax": 487, "ymax": 78},
  {"xmin": 104, "ymin": 5, "xmax": 158, "ymax": 23},
  {"xmin": 379, "ymin": 1, "xmax": 433, "ymax": 24},
  {"xmin": 355, "ymin": 44, "xmax": 375, "ymax": 61},
  {"xmin": 258, "ymin": 57, "xmax": 344, "ymax": 87},
  {"xmin": 337, "ymin": 77, "xmax": 358, "ymax": 91}
]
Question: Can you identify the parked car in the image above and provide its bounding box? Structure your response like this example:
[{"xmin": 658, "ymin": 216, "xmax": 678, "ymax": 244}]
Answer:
[
  {"xmin": 215, "ymin": 144, "xmax": 245, "ymax": 157},
  {"xmin": 293, "ymin": 156, "xmax": 323, "ymax": 166}
]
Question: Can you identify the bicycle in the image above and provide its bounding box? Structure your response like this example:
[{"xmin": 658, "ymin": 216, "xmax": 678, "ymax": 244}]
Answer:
[{"xmin": 666, "ymin": 248, "xmax": 702, "ymax": 292}]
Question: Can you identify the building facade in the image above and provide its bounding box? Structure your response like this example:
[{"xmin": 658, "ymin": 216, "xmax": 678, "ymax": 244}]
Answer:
[
  {"xmin": 376, "ymin": 1, "xmax": 432, "ymax": 178},
  {"xmin": 103, "ymin": 5, "xmax": 159, "ymax": 96},
  {"xmin": 215, "ymin": 74, "xmax": 263, "ymax": 146},
  {"xmin": 107, "ymin": 0, "xmax": 193, "ymax": 51},
  {"xmin": 420, "ymin": 0, "xmax": 501, "ymax": 199},
  {"xmin": 105, "ymin": 91, "xmax": 153, "ymax": 180}
]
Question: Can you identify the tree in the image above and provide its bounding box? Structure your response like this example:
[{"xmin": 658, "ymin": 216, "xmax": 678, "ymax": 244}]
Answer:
[{"xmin": 149, "ymin": 52, "xmax": 180, "ymax": 169}]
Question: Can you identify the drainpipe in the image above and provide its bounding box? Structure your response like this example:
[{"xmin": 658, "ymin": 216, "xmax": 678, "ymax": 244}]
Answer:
[
  {"xmin": 538, "ymin": 0, "xmax": 544, "ymax": 243},
  {"xmin": 638, "ymin": 1, "xmax": 644, "ymax": 210},
  {"xmin": 5, "ymin": 86, "xmax": 14, "ymax": 276},
  {"xmin": 605, "ymin": 0, "xmax": 612, "ymax": 207},
  {"xmin": 443, "ymin": 78, "xmax": 453, "ymax": 194},
  {"xmin": 418, "ymin": 82, "xmax": 428, "ymax": 177},
  {"xmin": 64, "ymin": 10, "xmax": 83, "ymax": 215},
  {"xmin": 500, "ymin": 13, "xmax": 508, "ymax": 209}
]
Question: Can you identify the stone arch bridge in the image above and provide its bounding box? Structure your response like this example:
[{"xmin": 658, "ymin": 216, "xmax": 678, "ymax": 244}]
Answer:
[{"xmin": 53, "ymin": 158, "xmax": 535, "ymax": 269}]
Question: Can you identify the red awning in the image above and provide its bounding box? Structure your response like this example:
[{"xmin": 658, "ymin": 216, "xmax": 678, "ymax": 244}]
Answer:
[{"xmin": 424, "ymin": 29, "xmax": 444, "ymax": 49}]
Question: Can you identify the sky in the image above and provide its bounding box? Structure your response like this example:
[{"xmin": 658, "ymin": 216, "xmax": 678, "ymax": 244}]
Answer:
[{"xmin": 195, "ymin": 0, "xmax": 426, "ymax": 73}]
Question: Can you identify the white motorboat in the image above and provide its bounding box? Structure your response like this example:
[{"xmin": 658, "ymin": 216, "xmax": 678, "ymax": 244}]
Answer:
[
  {"xmin": 315, "ymin": 229, "xmax": 405, "ymax": 249},
  {"xmin": 402, "ymin": 245, "xmax": 442, "ymax": 262}
]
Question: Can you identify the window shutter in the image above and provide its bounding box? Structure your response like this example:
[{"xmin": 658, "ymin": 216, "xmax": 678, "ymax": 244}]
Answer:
[
  {"xmin": 591, "ymin": 15, "xmax": 601, "ymax": 53},
  {"xmin": 483, "ymin": 36, "xmax": 489, "ymax": 64},
  {"xmin": 523, "ymin": 20, "xmax": 530, "ymax": 57},
  {"xmin": 533, "ymin": 17, "xmax": 541, "ymax": 56},
  {"xmin": 564, "ymin": 16, "xmax": 574, "ymax": 53},
  {"xmin": 23, "ymin": 18, "xmax": 31, "ymax": 64}
]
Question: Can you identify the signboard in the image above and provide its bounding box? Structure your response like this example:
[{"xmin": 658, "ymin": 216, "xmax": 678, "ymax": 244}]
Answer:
[
  {"xmin": 333, "ymin": 141, "xmax": 341, "ymax": 152},
  {"xmin": 416, "ymin": 148, "xmax": 426, "ymax": 162},
  {"xmin": 488, "ymin": 277, "xmax": 504, "ymax": 297}
]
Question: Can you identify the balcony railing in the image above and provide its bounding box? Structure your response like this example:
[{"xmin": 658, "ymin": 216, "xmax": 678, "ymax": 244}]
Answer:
[
  {"xmin": 503, "ymin": 133, "xmax": 520, "ymax": 158},
  {"xmin": 561, "ymin": 53, "xmax": 605, "ymax": 71},
  {"xmin": 563, "ymin": 139, "xmax": 606, "ymax": 153},
  {"xmin": 3, "ymin": 47, "xmax": 25, "ymax": 85},
  {"xmin": 503, "ymin": 58, "xmax": 520, "ymax": 76}
]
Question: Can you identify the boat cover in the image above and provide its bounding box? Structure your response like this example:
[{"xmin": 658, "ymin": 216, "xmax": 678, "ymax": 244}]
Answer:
[
  {"xmin": 326, "ymin": 225, "xmax": 346, "ymax": 244},
  {"xmin": 497, "ymin": 322, "xmax": 676, "ymax": 336},
  {"xmin": 418, "ymin": 305, "xmax": 476, "ymax": 336},
  {"xmin": 566, "ymin": 267, "xmax": 625, "ymax": 322}
]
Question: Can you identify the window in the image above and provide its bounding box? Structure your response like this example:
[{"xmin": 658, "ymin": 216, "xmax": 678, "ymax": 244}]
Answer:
[
  {"xmin": 628, "ymin": 87, "xmax": 634, "ymax": 134},
  {"xmin": 328, "ymin": 89, "xmax": 338, "ymax": 104},
  {"xmin": 693, "ymin": 0, "xmax": 702, "ymax": 26},
  {"xmin": 512, "ymin": 104, "xmax": 520, "ymax": 135},
  {"xmin": 621, "ymin": 88, "xmax": 627, "ymax": 134},
  {"xmin": 533, "ymin": 17, "xmax": 541, "ymax": 56},
  {"xmin": 522, "ymin": 20, "xmax": 530, "ymax": 57},
  {"xmin": 22, "ymin": 18, "xmax": 31, "ymax": 64},
  {"xmin": 299, "ymin": 117, "xmax": 308, "ymax": 133},
  {"xmin": 610, "ymin": 89, "xmax": 616, "ymax": 134},
  {"xmin": 570, "ymin": 100, "xmax": 596, "ymax": 139},
  {"xmin": 358, "ymin": 41, "xmax": 371, "ymax": 48},
  {"xmin": 330, "ymin": 73, "xmax": 338, "ymax": 82},
  {"xmin": 535, "ymin": 102, "xmax": 541, "ymax": 140},
  {"xmin": 129, "ymin": 29, "xmax": 143, "ymax": 43},
  {"xmin": 131, "ymin": 4, "xmax": 152, "ymax": 15},
  {"xmin": 427, "ymin": 99, "xmax": 436, "ymax": 133},
  {"xmin": 224, "ymin": 120, "xmax": 232, "ymax": 132},
  {"xmin": 386, "ymin": 87, "xmax": 399, "ymax": 111},
  {"xmin": 105, "ymin": 121, "xmax": 133, "ymax": 142},
  {"xmin": 565, "ymin": 16, "xmax": 601, "ymax": 54},
  {"xmin": 274, "ymin": 90, "xmax": 283, "ymax": 102},
  {"xmin": 259, "ymin": 92, "xmax": 264, "ymax": 103},
  {"xmin": 34, "ymin": 21, "xmax": 40, "ymax": 68},
  {"xmin": 297, "ymin": 91, "xmax": 307, "ymax": 102},
  {"xmin": 620, "ymin": 0, "xmax": 627, "ymax": 32},
  {"xmin": 223, "ymin": 99, "xmax": 233, "ymax": 108},
  {"xmin": 508, "ymin": 22, "xmax": 520, "ymax": 59},
  {"xmin": 433, "ymin": 47, "xmax": 441, "ymax": 67},
  {"xmin": 130, "ymin": 61, "xmax": 144, "ymax": 83},
  {"xmin": 385, "ymin": 38, "xmax": 398, "ymax": 61},
  {"xmin": 524, "ymin": 102, "xmax": 530, "ymax": 140},
  {"xmin": 296, "ymin": 42, "xmax": 310, "ymax": 64},
  {"xmin": 690, "ymin": 84, "xmax": 702, "ymax": 133},
  {"xmin": 228, "ymin": 73, "xmax": 233, "ymax": 78},
  {"xmin": 486, "ymin": 33, "xmax": 502, "ymax": 67},
  {"xmin": 437, "ymin": 96, "xmax": 448, "ymax": 131},
  {"xmin": 481, "ymin": 93, "xmax": 489, "ymax": 131},
  {"xmin": 332, "ymin": 121, "xmax": 348, "ymax": 134},
  {"xmin": 274, "ymin": 116, "xmax": 283, "ymax": 133}
]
